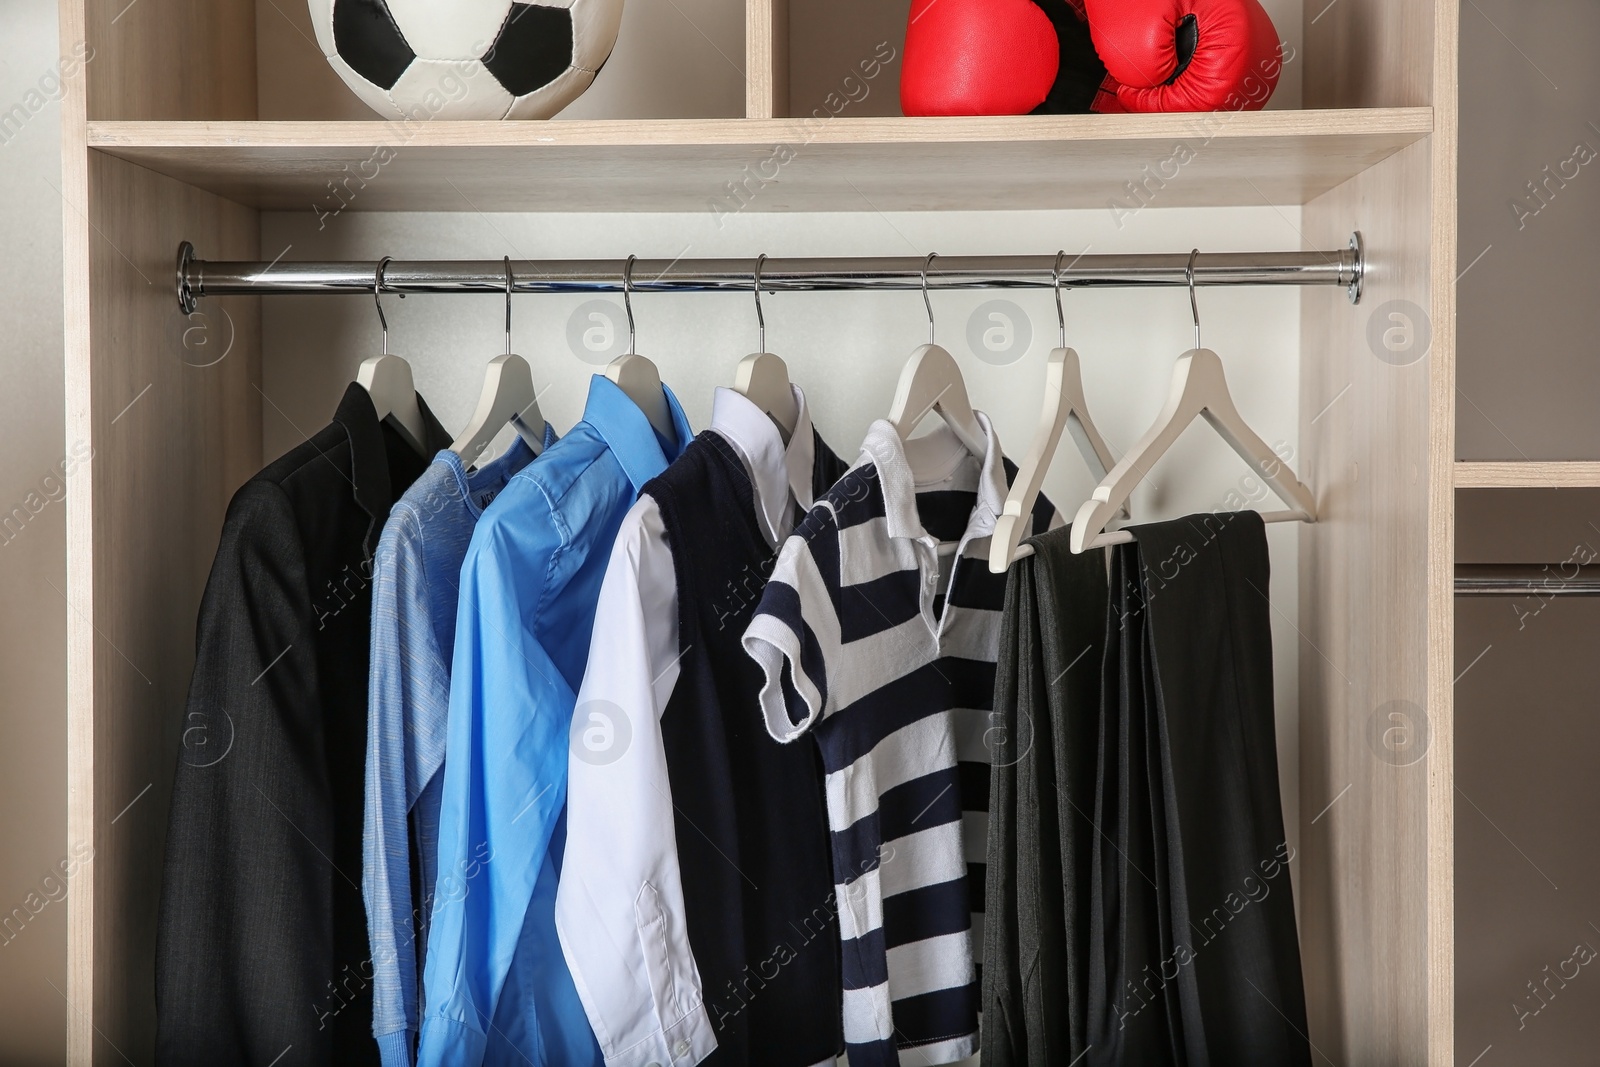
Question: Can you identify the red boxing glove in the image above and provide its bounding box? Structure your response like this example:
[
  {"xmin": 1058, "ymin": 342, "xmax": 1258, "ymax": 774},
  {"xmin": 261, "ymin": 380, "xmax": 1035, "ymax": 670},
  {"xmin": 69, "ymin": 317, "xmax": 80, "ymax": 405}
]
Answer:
[
  {"xmin": 1082, "ymin": 0, "xmax": 1282, "ymax": 113},
  {"xmin": 901, "ymin": 0, "xmax": 1060, "ymax": 116}
]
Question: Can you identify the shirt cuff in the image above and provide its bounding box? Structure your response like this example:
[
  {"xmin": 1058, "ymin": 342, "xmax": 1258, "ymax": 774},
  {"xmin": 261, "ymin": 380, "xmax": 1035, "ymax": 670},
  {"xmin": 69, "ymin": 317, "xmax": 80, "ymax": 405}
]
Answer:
[
  {"xmin": 742, "ymin": 615, "xmax": 822, "ymax": 742},
  {"xmin": 376, "ymin": 1028, "xmax": 417, "ymax": 1067},
  {"xmin": 416, "ymin": 1016, "xmax": 486, "ymax": 1067},
  {"xmin": 608, "ymin": 1002, "xmax": 718, "ymax": 1067}
]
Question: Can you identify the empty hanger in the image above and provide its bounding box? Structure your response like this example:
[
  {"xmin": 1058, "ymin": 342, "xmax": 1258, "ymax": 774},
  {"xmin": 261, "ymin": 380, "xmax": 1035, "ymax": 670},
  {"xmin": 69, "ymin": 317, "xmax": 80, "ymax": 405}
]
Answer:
[
  {"xmin": 887, "ymin": 252, "xmax": 987, "ymax": 459},
  {"xmin": 989, "ymin": 252, "xmax": 1122, "ymax": 573},
  {"xmin": 356, "ymin": 256, "xmax": 429, "ymax": 456},
  {"xmin": 448, "ymin": 257, "xmax": 549, "ymax": 468},
  {"xmin": 605, "ymin": 254, "xmax": 677, "ymax": 442},
  {"xmin": 733, "ymin": 254, "xmax": 800, "ymax": 443},
  {"xmin": 1070, "ymin": 250, "xmax": 1317, "ymax": 554}
]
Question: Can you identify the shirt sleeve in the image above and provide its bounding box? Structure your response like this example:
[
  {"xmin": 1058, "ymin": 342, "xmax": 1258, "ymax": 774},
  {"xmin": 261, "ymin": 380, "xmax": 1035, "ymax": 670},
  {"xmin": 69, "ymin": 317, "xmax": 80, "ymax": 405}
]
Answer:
[
  {"xmin": 365, "ymin": 505, "xmax": 441, "ymax": 1067},
  {"xmin": 555, "ymin": 497, "xmax": 718, "ymax": 1067},
  {"xmin": 417, "ymin": 501, "xmax": 578, "ymax": 1065},
  {"xmin": 155, "ymin": 480, "xmax": 334, "ymax": 1061},
  {"xmin": 741, "ymin": 506, "xmax": 842, "ymax": 743}
]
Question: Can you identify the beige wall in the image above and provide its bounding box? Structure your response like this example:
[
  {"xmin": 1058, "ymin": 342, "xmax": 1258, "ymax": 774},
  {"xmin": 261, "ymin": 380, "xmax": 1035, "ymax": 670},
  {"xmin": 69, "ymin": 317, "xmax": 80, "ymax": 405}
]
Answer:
[
  {"xmin": 1453, "ymin": 0, "xmax": 1600, "ymax": 1061},
  {"xmin": 0, "ymin": 0, "xmax": 69, "ymax": 1062},
  {"xmin": 1455, "ymin": 489, "xmax": 1600, "ymax": 1064},
  {"xmin": 1456, "ymin": 0, "xmax": 1600, "ymax": 460}
]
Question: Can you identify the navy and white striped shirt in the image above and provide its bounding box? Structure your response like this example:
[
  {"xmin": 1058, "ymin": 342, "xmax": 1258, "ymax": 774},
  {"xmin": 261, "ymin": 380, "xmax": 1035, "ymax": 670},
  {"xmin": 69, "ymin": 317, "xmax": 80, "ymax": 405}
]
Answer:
[{"xmin": 743, "ymin": 415, "xmax": 1056, "ymax": 1067}]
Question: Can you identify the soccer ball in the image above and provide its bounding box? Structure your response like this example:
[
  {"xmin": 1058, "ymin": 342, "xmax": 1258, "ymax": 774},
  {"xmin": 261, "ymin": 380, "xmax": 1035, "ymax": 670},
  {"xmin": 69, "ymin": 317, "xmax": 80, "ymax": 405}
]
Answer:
[{"xmin": 308, "ymin": 0, "xmax": 623, "ymax": 120}]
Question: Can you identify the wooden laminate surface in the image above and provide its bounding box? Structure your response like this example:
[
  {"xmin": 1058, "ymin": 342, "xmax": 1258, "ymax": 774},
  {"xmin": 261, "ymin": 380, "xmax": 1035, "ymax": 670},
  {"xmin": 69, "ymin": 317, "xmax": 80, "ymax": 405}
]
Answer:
[
  {"xmin": 63, "ymin": 2, "xmax": 263, "ymax": 1062},
  {"xmin": 1300, "ymin": 136, "xmax": 1438, "ymax": 1066},
  {"xmin": 1303, "ymin": 0, "xmax": 1436, "ymax": 109},
  {"xmin": 66, "ymin": 147, "xmax": 262, "ymax": 1067},
  {"xmin": 84, "ymin": 109, "xmax": 1431, "ymax": 213},
  {"xmin": 1427, "ymin": 1, "xmax": 1459, "ymax": 1062},
  {"xmin": 745, "ymin": 0, "xmax": 789, "ymax": 119},
  {"xmin": 1454, "ymin": 462, "xmax": 1600, "ymax": 490},
  {"xmin": 81, "ymin": 0, "xmax": 255, "ymax": 120}
]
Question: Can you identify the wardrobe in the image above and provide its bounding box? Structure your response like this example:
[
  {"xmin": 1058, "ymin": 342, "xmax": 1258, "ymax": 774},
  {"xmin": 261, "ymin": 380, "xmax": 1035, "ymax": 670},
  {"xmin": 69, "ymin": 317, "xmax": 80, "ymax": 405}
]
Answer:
[{"xmin": 58, "ymin": 0, "xmax": 1460, "ymax": 1063}]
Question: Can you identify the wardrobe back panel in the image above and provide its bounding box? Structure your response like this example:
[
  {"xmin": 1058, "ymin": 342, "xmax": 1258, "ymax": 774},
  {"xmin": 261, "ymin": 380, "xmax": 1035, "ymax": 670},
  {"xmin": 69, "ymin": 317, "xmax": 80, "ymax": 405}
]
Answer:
[
  {"xmin": 252, "ymin": 0, "xmax": 367, "ymax": 121},
  {"xmin": 73, "ymin": 0, "xmax": 256, "ymax": 120},
  {"xmin": 67, "ymin": 153, "xmax": 261, "ymax": 1063},
  {"xmin": 556, "ymin": 0, "xmax": 744, "ymax": 120},
  {"xmin": 1302, "ymin": 0, "xmax": 1434, "ymax": 108},
  {"xmin": 1300, "ymin": 137, "xmax": 1439, "ymax": 1065}
]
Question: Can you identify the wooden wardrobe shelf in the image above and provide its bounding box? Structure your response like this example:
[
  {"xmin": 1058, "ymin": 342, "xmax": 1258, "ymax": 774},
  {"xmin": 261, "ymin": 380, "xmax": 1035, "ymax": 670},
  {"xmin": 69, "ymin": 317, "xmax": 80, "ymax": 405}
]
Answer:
[
  {"xmin": 1455, "ymin": 461, "xmax": 1600, "ymax": 489},
  {"xmin": 85, "ymin": 108, "xmax": 1431, "ymax": 214}
]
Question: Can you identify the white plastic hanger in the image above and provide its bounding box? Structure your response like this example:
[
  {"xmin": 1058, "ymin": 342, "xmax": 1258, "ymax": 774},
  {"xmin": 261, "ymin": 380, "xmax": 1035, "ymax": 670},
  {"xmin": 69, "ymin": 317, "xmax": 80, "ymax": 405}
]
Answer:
[
  {"xmin": 356, "ymin": 256, "xmax": 429, "ymax": 456},
  {"xmin": 605, "ymin": 254, "xmax": 677, "ymax": 443},
  {"xmin": 887, "ymin": 253, "xmax": 988, "ymax": 459},
  {"xmin": 733, "ymin": 255, "xmax": 799, "ymax": 443},
  {"xmin": 449, "ymin": 258, "xmax": 548, "ymax": 467},
  {"xmin": 1070, "ymin": 250, "xmax": 1317, "ymax": 554},
  {"xmin": 989, "ymin": 253, "xmax": 1122, "ymax": 573}
]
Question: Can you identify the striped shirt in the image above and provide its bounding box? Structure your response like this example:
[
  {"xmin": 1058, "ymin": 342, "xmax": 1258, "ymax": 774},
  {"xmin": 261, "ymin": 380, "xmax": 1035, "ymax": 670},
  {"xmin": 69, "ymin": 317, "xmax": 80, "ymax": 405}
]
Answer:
[{"xmin": 743, "ymin": 415, "xmax": 1056, "ymax": 1067}]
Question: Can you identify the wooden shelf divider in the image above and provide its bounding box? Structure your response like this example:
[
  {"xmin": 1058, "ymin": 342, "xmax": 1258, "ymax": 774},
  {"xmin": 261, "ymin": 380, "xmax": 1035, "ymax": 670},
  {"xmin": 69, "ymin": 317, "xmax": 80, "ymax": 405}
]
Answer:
[{"xmin": 745, "ymin": 0, "xmax": 789, "ymax": 119}]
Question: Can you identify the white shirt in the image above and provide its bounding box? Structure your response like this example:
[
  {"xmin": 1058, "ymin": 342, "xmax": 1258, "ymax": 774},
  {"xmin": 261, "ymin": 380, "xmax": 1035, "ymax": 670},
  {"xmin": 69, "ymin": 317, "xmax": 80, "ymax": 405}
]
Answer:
[{"xmin": 556, "ymin": 386, "xmax": 832, "ymax": 1067}]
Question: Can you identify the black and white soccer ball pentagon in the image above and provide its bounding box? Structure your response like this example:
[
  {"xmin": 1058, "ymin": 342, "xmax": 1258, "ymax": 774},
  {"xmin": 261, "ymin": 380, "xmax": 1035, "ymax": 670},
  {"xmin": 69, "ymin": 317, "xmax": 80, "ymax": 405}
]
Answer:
[{"xmin": 309, "ymin": 0, "xmax": 622, "ymax": 120}]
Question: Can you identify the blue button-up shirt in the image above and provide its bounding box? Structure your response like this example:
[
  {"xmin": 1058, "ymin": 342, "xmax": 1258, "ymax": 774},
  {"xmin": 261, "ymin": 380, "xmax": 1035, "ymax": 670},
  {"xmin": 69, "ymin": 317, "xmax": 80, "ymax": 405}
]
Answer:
[
  {"xmin": 364, "ymin": 433, "xmax": 547, "ymax": 1067},
  {"xmin": 419, "ymin": 375, "xmax": 693, "ymax": 1067}
]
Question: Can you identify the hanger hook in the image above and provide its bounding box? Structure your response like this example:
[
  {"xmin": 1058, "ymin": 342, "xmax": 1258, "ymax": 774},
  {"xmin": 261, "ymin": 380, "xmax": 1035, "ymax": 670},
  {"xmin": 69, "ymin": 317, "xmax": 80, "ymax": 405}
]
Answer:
[
  {"xmin": 754, "ymin": 253, "xmax": 767, "ymax": 354},
  {"xmin": 623, "ymin": 254, "xmax": 637, "ymax": 355},
  {"xmin": 922, "ymin": 252, "xmax": 938, "ymax": 345},
  {"xmin": 1053, "ymin": 249, "xmax": 1067, "ymax": 350},
  {"xmin": 1185, "ymin": 248, "xmax": 1201, "ymax": 350},
  {"xmin": 504, "ymin": 256, "xmax": 514, "ymax": 357},
  {"xmin": 374, "ymin": 256, "xmax": 392, "ymax": 357}
]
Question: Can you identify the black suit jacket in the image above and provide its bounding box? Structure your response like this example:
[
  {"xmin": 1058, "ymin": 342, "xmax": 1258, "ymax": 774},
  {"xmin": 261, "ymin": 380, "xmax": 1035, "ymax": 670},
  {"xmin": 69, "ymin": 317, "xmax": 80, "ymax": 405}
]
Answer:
[{"xmin": 156, "ymin": 384, "xmax": 450, "ymax": 1065}]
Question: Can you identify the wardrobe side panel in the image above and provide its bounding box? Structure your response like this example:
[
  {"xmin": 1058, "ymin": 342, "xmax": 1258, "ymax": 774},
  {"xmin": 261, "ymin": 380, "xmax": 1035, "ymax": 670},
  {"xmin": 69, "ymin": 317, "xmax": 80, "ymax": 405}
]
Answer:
[
  {"xmin": 61, "ymin": 3, "xmax": 96, "ymax": 1061},
  {"xmin": 1300, "ymin": 138, "xmax": 1434, "ymax": 1064},
  {"xmin": 80, "ymin": 0, "xmax": 256, "ymax": 120},
  {"xmin": 76, "ymin": 152, "xmax": 261, "ymax": 1064},
  {"xmin": 1426, "ymin": 2, "xmax": 1458, "ymax": 1062},
  {"xmin": 1301, "ymin": 0, "xmax": 1433, "ymax": 108}
]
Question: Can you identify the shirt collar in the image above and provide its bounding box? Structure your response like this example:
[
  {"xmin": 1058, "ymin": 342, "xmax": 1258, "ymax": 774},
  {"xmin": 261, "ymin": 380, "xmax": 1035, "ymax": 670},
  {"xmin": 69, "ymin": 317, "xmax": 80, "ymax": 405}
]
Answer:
[
  {"xmin": 581, "ymin": 373, "xmax": 694, "ymax": 494},
  {"xmin": 437, "ymin": 428, "xmax": 547, "ymax": 519},
  {"xmin": 708, "ymin": 385, "xmax": 816, "ymax": 545},
  {"xmin": 333, "ymin": 382, "xmax": 451, "ymax": 553},
  {"xmin": 857, "ymin": 410, "xmax": 1007, "ymax": 543}
]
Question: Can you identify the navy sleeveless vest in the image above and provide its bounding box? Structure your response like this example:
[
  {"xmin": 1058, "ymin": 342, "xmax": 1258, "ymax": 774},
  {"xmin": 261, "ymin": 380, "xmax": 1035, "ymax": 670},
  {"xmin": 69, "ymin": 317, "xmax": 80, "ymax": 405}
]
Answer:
[{"xmin": 643, "ymin": 429, "xmax": 849, "ymax": 1066}]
